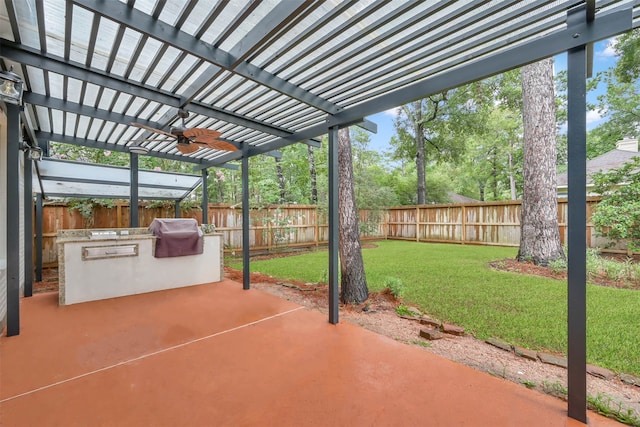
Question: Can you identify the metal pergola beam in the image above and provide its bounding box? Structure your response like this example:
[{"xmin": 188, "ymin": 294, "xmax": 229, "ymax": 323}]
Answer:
[
  {"xmin": 329, "ymin": 6, "xmax": 632, "ymax": 126},
  {"xmin": 1, "ymin": 40, "xmax": 302, "ymax": 141},
  {"xmin": 6, "ymin": 103, "xmax": 21, "ymax": 336},
  {"xmin": 23, "ymin": 151, "xmax": 33, "ymax": 298},
  {"xmin": 39, "ymin": 175, "xmax": 197, "ymax": 192},
  {"xmin": 74, "ymin": 0, "xmax": 340, "ymax": 115},
  {"xmin": 241, "ymin": 145, "xmax": 250, "ymax": 291},
  {"xmin": 327, "ymin": 126, "xmax": 339, "ymax": 325},
  {"xmin": 234, "ymin": 4, "xmax": 632, "ymax": 159},
  {"xmin": 35, "ymin": 131, "xmax": 238, "ymax": 170},
  {"xmin": 0, "ymin": 40, "xmax": 179, "ymax": 107},
  {"xmin": 567, "ymin": 5, "xmax": 589, "ymax": 423},
  {"xmin": 129, "ymin": 153, "xmax": 139, "ymax": 228},
  {"xmin": 24, "ymin": 92, "xmax": 165, "ymax": 132},
  {"xmin": 201, "ymin": 169, "xmax": 208, "ymax": 225},
  {"xmin": 35, "ymin": 193, "xmax": 43, "ymax": 282}
]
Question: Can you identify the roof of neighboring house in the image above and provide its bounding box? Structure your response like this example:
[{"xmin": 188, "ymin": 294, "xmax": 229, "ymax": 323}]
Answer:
[
  {"xmin": 557, "ymin": 149, "xmax": 640, "ymax": 187},
  {"xmin": 447, "ymin": 192, "xmax": 479, "ymax": 204}
]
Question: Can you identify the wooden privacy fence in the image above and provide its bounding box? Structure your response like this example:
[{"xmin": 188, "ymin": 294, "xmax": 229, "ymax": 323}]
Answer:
[
  {"xmin": 386, "ymin": 197, "xmax": 618, "ymax": 251},
  {"xmin": 38, "ymin": 202, "xmax": 385, "ymax": 268},
  {"xmin": 38, "ymin": 198, "xmax": 622, "ymax": 269}
]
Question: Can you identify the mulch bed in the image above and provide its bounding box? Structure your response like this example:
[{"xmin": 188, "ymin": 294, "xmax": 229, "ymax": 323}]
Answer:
[{"xmin": 489, "ymin": 258, "xmax": 640, "ymax": 290}]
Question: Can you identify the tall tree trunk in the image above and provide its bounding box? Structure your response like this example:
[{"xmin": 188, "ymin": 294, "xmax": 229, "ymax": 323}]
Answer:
[
  {"xmin": 491, "ymin": 148, "xmax": 499, "ymax": 199},
  {"xmin": 508, "ymin": 150, "xmax": 517, "ymax": 200},
  {"xmin": 338, "ymin": 127, "xmax": 368, "ymax": 304},
  {"xmin": 275, "ymin": 157, "xmax": 286, "ymax": 203},
  {"xmin": 478, "ymin": 182, "xmax": 485, "ymax": 201},
  {"xmin": 308, "ymin": 145, "xmax": 318, "ymax": 204},
  {"xmin": 517, "ymin": 58, "xmax": 565, "ymax": 266},
  {"xmin": 414, "ymin": 103, "xmax": 427, "ymax": 204}
]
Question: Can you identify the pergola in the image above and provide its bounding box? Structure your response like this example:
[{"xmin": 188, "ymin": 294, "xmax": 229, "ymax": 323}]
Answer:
[{"xmin": 1, "ymin": 1, "xmax": 638, "ymax": 422}]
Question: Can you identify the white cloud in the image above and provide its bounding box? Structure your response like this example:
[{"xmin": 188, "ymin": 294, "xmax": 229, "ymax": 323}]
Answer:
[
  {"xmin": 383, "ymin": 107, "xmax": 402, "ymax": 117},
  {"xmin": 586, "ymin": 109, "xmax": 603, "ymax": 124},
  {"xmin": 598, "ymin": 37, "xmax": 619, "ymax": 58}
]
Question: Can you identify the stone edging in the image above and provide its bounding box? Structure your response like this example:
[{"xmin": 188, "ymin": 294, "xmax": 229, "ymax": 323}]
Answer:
[
  {"xmin": 400, "ymin": 311, "xmax": 640, "ymax": 386},
  {"xmin": 485, "ymin": 337, "xmax": 639, "ymax": 385}
]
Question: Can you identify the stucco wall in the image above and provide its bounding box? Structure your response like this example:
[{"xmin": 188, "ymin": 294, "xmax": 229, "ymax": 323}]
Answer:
[{"xmin": 59, "ymin": 234, "xmax": 223, "ymax": 305}]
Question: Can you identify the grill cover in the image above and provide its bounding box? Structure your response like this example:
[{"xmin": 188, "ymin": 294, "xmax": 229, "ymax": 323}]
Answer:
[{"xmin": 148, "ymin": 218, "xmax": 204, "ymax": 258}]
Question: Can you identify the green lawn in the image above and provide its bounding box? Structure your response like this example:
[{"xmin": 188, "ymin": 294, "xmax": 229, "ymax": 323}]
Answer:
[{"xmin": 230, "ymin": 240, "xmax": 640, "ymax": 376}]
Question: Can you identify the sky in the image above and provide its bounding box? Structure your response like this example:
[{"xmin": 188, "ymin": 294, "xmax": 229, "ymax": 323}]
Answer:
[{"xmin": 365, "ymin": 38, "xmax": 620, "ymax": 153}]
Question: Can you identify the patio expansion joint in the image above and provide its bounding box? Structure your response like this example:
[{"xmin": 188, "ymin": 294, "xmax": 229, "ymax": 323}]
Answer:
[{"xmin": 0, "ymin": 306, "xmax": 305, "ymax": 404}]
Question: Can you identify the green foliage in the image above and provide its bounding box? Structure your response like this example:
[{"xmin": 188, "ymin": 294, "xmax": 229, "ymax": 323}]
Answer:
[
  {"xmin": 587, "ymin": 30, "xmax": 640, "ymax": 156},
  {"xmin": 585, "ymin": 250, "xmax": 640, "ymax": 285},
  {"xmin": 613, "ymin": 29, "xmax": 640, "ymax": 84},
  {"xmin": 259, "ymin": 207, "xmax": 300, "ymax": 246},
  {"xmin": 548, "ymin": 258, "xmax": 567, "ymax": 274},
  {"xmin": 385, "ymin": 276, "xmax": 405, "ymax": 299},
  {"xmin": 591, "ymin": 156, "xmax": 640, "ymax": 251},
  {"xmin": 67, "ymin": 198, "xmax": 115, "ymax": 227},
  {"xmin": 232, "ymin": 241, "xmax": 640, "ymax": 375},
  {"xmin": 541, "ymin": 380, "xmax": 568, "ymax": 399},
  {"xmin": 395, "ymin": 305, "xmax": 413, "ymax": 316},
  {"xmin": 201, "ymin": 223, "xmax": 216, "ymax": 234},
  {"xmin": 588, "ymin": 394, "xmax": 640, "ymax": 426}
]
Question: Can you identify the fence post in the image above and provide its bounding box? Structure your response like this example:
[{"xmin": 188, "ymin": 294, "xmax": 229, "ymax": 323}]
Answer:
[
  {"xmin": 315, "ymin": 206, "xmax": 319, "ymax": 247},
  {"xmin": 267, "ymin": 206, "xmax": 273, "ymax": 252},
  {"xmin": 461, "ymin": 205, "xmax": 467, "ymax": 244},
  {"xmin": 415, "ymin": 206, "xmax": 420, "ymax": 242}
]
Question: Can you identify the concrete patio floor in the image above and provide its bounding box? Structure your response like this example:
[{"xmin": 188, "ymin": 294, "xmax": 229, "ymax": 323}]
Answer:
[{"xmin": 1, "ymin": 280, "xmax": 620, "ymax": 426}]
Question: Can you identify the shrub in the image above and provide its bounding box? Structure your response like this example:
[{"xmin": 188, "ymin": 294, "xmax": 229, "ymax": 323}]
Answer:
[
  {"xmin": 385, "ymin": 276, "xmax": 405, "ymax": 299},
  {"xmin": 592, "ymin": 156, "xmax": 640, "ymax": 252}
]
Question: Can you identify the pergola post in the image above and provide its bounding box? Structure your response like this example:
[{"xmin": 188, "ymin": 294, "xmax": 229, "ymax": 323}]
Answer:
[
  {"xmin": 174, "ymin": 200, "xmax": 181, "ymax": 218},
  {"xmin": 6, "ymin": 102, "xmax": 21, "ymax": 336},
  {"xmin": 328, "ymin": 126, "xmax": 339, "ymax": 324},
  {"xmin": 241, "ymin": 145, "xmax": 250, "ymax": 290},
  {"xmin": 23, "ymin": 148, "xmax": 33, "ymax": 297},
  {"xmin": 201, "ymin": 169, "xmax": 209, "ymax": 224},
  {"xmin": 35, "ymin": 193, "xmax": 43, "ymax": 282},
  {"xmin": 129, "ymin": 152, "xmax": 139, "ymax": 228},
  {"xmin": 566, "ymin": 9, "xmax": 588, "ymax": 423}
]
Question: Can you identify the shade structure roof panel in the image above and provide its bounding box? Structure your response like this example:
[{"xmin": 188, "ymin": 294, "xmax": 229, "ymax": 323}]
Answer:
[
  {"xmin": 34, "ymin": 158, "xmax": 202, "ymax": 200},
  {"xmin": 1, "ymin": 0, "xmax": 639, "ymax": 173}
]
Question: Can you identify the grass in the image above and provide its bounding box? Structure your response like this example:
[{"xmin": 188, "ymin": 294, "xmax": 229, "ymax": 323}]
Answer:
[{"xmin": 230, "ymin": 240, "xmax": 640, "ymax": 376}]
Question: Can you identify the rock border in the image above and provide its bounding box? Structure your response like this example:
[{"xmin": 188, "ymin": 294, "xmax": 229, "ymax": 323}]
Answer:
[{"xmin": 400, "ymin": 309, "xmax": 638, "ymax": 386}]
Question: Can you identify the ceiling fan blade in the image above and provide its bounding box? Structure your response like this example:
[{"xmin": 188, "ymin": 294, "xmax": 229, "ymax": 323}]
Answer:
[
  {"xmin": 182, "ymin": 128, "xmax": 222, "ymax": 140},
  {"xmin": 131, "ymin": 122, "xmax": 175, "ymax": 138},
  {"xmin": 176, "ymin": 143, "xmax": 200, "ymax": 154},
  {"xmin": 193, "ymin": 139, "xmax": 239, "ymax": 152}
]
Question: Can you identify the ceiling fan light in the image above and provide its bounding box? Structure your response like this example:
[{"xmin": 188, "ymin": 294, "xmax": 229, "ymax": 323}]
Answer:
[{"xmin": 129, "ymin": 144, "xmax": 149, "ymax": 155}]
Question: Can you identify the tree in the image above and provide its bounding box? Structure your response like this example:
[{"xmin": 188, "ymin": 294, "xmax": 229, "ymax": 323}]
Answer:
[
  {"xmin": 591, "ymin": 156, "xmax": 640, "ymax": 252},
  {"xmin": 351, "ymin": 128, "xmax": 398, "ymax": 209},
  {"xmin": 393, "ymin": 93, "xmax": 462, "ymax": 204},
  {"xmin": 517, "ymin": 58, "xmax": 565, "ymax": 266},
  {"xmin": 308, "ymin": 145, "xmax": 318, "ymax": 204},
  {"xmin": 585, "ymin": 31, "xmax": 640, "ymax": 157},
  {"xmin": 274, "ymin": 157, "xmax": 286, "ymax": 203},
  {"xmin": 337, "ymin": 127, "xmax": 368, "ymax": 304}
]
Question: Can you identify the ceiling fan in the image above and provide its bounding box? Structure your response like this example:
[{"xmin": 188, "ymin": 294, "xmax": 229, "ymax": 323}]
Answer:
[{"xmin": 130, "ymin": 110, "xmax": 237, "ymax": 154}]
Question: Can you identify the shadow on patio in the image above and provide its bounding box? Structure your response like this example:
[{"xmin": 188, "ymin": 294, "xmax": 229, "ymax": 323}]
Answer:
[{"xmin": 0, "ymin": 280, "xmax": 618, "ymax": 426}]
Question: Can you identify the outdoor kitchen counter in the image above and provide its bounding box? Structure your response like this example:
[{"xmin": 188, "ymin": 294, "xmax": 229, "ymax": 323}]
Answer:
[{"xmin": 57, "ymin": 228, "xmax": 223, "ymax": 305}]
